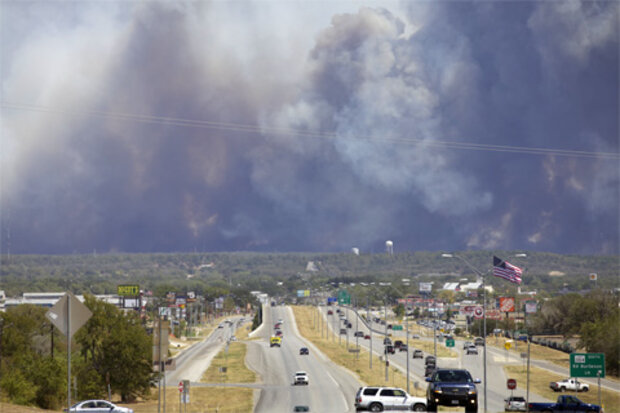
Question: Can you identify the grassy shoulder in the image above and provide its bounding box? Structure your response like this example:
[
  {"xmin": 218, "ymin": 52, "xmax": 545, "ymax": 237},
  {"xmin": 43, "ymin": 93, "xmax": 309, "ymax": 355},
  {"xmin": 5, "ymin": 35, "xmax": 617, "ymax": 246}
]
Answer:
[
  {"xmin": 125, "ymin": 387, "xmax": 254, "ymax": 413},
  {"xmin": 504, "ymin": 365, "xmax": 620, "ymax": 412},
  {"xmin": 201, "ymin": 341, "xmax": 256, "ymax": 384},
  {"xmin": 490, "ymin": 336, "xmax": 619, "ymax": 383},
  {"xmin": 293, "ymin": 306, "xmax": 426, "ymax": 397}
]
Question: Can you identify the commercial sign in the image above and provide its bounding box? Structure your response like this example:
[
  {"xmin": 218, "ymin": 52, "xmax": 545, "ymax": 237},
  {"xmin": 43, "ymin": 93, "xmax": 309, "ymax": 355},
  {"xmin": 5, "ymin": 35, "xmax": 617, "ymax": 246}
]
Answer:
[
  {"xmin": 473, "ymin": 306, "xmax": 484, "ymax": 319},
  {"xmin": 499, "ymin": 297, "xmax": 515, "ymax": 312},
  {"xmin": 419, "ymin": 282, "xmax": 432, "ymax": 293},
  {"xmin": 297, "ymin": 290, "xmax": 304, "ymax": 298},
  {"xmin": 462, "ymin": 306, "xmax": 475, "ymax": 316},
  {"xmin": 525, "ymin": 301, "xmax": 538, "ymax": 314},
  {"xmin": 486, "ymin": 310, "xmax": 502, "ymax": 320},
  {"xmin": 117, "ymin": 284, "xmax": 140, "ymax": 297},
  {"xmin": 570, "ymin": 353, "xmax": 605, "ymax": 378},
  {"xmin": 589, "ymin": 273, "xmax": 598, "ymax": 281}
]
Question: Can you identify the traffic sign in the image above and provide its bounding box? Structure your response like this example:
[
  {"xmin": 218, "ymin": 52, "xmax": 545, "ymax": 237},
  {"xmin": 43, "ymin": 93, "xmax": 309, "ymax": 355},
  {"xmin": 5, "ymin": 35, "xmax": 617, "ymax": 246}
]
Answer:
[
  {"xmin": 570, "ymin": 353, "xmax": 605, "ymax": 378},
  {"xmin": 504, "ymin": 341, "xmax": 513, "ymax": 350},
  {"xmin": 45, "ymin": 292, "xmax": 93, "ymax": 338},
  {"xmin": 179, "ymin": 381, "xmax": 184, "ymax": 393},
  {"xmin": 445, "ymin": 339, "xmax": 455, "ymax": 347},
  {"xmin": 507, "ymin": 378, "xmax": 517, "ymax": 390},
  {"xmin": 392, "ymin": 325, "xmax": 403, "ymax": 331}
]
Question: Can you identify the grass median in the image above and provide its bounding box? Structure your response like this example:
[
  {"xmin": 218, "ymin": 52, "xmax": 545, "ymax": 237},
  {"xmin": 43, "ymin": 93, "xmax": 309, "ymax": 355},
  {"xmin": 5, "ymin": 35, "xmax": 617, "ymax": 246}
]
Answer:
[
  {"xmin": 504, "ymin": 365, "xmax": 620, "ymax": 413},
  {"xmin": 293, "ymin": 305, "xmax": 427, "ymax": 397}
]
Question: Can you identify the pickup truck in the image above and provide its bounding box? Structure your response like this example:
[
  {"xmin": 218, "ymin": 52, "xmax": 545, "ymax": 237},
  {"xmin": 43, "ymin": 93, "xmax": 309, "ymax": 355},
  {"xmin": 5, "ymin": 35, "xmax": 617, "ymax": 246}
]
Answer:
[
  {"xmin": 549, "ymin": 378, "xmax": 589, "ymax": 392},
  {"xmin": 528, "ymin": 395, "xmax": 603, "ymax": 412}
]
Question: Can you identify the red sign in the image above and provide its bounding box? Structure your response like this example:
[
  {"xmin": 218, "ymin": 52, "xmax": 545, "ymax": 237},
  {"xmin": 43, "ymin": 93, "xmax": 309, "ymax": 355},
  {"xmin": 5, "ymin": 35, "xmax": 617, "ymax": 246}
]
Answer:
[
  {"xmin": 499, "ymin": 297, "xmax": 515, "ymax": 312},
  {"xmin": 473, "ymin": 306, "xmax": 484, "ymax": 319},
  {"xmin": 179, "ymin": 381, "xmax": 184, "ymax": 393},
  {"xmin": 486, "ymin": 310, "xmax": 502, "ymax": 320},
  {"xmin": 507, "ymin": 378, "xmax": 517, "ymax": 390},
  {"xmin": 462, "ymin": 306, "xmax": 475, "ymax": 316}
]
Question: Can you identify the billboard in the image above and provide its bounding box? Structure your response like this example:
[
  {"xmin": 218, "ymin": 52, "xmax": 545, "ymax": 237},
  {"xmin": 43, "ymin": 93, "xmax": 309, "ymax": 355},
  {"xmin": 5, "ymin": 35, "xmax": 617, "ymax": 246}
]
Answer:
[
  {"xmin": 419, "ymin": 282, "xmax": 432, "ymax": 293},
  {"xmin": 524, "ymin": 301, "xmax": 538, "ymax": 314},
  {"xmin": 117, "ymin": 284, "xmax": 140, "ymax": 297},
  {"xmin": 499, "ymin": 297, "xmax": 515, "ymax": 312}
]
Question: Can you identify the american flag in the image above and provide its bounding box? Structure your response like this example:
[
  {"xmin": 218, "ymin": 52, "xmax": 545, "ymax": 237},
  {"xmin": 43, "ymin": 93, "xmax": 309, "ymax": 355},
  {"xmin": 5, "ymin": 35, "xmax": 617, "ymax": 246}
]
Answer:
[{"xmin": 493, "ymin": 256, "xmax": 523, "ymax": 285}]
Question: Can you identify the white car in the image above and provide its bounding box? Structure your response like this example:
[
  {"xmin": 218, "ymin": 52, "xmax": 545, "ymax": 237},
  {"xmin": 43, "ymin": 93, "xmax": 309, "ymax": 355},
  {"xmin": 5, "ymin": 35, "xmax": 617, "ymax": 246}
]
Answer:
[
  {"xmin": 67, "ymin": 400, "xmax": 133, "ymax": 413},
  {"xmin": 293, "ymin": 371, "xmax": 309, "ymax": 385},
  {"xmin": 504, "ymin": 396, "xmax": 526, "ymax": 412},
  {"xmin": 355, "ymin": 387, "xmax": 426, "ymax": 412}
]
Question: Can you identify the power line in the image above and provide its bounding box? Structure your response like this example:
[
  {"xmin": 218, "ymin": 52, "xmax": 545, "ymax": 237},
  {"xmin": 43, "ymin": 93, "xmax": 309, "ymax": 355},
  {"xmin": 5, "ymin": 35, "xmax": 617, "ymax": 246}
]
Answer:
[{"xmin": 2, "ymin": 101, "xmax": 619, "ymax": 160}]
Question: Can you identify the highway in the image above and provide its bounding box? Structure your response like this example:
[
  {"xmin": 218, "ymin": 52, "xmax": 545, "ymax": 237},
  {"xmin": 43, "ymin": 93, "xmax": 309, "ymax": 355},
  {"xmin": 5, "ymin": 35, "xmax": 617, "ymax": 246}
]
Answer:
[
  {"xmin": 165, "ymin": 316, "xmax": 243, "ymax": 385},
  {"xmin": 246, "ymin": 305, "xmax": 362, "ymax": 413},
  {"xmin": 327, "ymin": 305, "xmax": 552, "ymax": 412}
]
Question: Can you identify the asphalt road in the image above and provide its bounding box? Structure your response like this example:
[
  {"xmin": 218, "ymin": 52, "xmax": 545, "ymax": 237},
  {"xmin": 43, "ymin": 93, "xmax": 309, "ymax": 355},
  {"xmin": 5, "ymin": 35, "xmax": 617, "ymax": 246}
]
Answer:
[
  {"xmin": 246, "ymin": 305, "xmax": 362, "ymax": 413},
  {"xmin": 165, "ymin": 317, "xmax": 243, "ymax": 385},
  {"xmin": 327, "ymin": 305, "xmax": 553, "ymax": 413}
]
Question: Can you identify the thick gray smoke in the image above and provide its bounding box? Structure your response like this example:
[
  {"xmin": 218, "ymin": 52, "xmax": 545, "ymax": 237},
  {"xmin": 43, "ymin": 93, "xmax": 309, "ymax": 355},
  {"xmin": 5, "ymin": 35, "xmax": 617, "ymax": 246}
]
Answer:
[{"xmin": 1, "ymin": 1, "xmax": 618, "ymax": 254}]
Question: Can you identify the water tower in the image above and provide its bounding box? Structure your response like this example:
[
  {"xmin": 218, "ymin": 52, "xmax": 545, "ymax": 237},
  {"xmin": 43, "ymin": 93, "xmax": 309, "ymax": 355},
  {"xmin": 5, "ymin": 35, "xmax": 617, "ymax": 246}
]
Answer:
[{"xmin": 385, "ymin": 240, "xmax": 393, "ymax": 255}]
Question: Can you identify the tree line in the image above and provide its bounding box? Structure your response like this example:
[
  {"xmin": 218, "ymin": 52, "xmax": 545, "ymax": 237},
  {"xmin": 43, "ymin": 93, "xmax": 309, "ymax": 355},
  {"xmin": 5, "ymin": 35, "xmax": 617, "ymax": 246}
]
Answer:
[{"xmin": 0, "ymin": 296, "xmax": 152, "ymax": 409}]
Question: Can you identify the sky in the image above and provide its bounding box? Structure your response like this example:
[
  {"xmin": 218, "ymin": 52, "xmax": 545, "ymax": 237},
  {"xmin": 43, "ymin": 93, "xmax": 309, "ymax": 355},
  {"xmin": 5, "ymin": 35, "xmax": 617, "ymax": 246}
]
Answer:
[{"xmin": 1, "ymin": 1, "xmax": 618, "ymax": 255}]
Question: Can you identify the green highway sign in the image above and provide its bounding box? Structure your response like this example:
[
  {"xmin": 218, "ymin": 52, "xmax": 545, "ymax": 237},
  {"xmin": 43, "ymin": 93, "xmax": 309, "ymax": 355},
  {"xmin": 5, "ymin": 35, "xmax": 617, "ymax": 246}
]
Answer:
[
  {"xmin": 570, "ymin": 353, "xmax": 605, "ymax": 378},
  {"xmin": 338, "ymin": 290, "xmax": 351, "ymax": 305},
  {"xmin": 392, "ymin": 325, "xmax": 403, "ymax": 331},
  {"xmin": 445, "ymin": 339, "xmax": 455, "ymax": 347}
]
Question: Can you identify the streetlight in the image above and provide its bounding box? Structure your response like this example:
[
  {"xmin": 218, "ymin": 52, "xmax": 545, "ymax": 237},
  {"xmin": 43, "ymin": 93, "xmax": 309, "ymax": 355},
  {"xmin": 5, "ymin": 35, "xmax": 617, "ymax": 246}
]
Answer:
[{"xmin": 442, "ymin": 252, "xmax": 526, "ymax": 413}]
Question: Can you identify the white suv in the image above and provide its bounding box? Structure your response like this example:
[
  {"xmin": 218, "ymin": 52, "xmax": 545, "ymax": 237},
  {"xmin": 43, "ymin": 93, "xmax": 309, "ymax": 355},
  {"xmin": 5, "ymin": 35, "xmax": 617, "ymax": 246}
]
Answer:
[
  {"xmin": 293, "ymin": 371, "xmax": 309, "ymax": 385},
  {"xmin": 355, "ymin": 387, "xmax": 426, "ymax": 412}
]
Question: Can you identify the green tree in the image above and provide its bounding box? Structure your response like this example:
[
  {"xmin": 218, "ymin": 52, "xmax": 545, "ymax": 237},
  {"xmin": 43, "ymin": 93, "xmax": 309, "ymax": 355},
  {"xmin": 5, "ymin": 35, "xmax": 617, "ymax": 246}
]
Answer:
[{"xmin": 75, "ymin": 295, "xmax": 153, "ymax": 402}]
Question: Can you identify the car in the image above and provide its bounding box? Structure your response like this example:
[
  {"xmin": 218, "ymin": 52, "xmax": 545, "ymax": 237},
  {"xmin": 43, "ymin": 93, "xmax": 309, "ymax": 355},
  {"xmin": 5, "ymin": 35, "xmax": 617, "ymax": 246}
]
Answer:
[
  {"xmin": 399, "ymin": 344, "xmax": 408, "ymax": 352},
  {"xmin": 383, "ymin": 337, "xmax": 392, "ymax": 345},
  {"xmin": 274, "ymin": 322, "xmax": 282, "ymax": 329},
  {"xmin": 463, "ymin": 341, "xmax": 473, "ymax": 349},
  {"xmin": 354, "ymin": 331, "xmax": 364, "ymax": 337},
  {"xmin": 218, "ymin": 324, "xmax": 224, "ymax": 328},
  {"xmin": 387, "ymin": 324, "xmax": 393, "ymax": 329},
  {"xmin": 474, "ymin": 337, "xmax": 485, "ymax": 346},
  {"xmin": 364, "ymin": 334, "xmax": 371, "ymax": 340},
  {"xmin": 293, "ymin": 371, "xmax": 309, "ymax": 385},
  {"xmin": 347, "ymin": 322, "xmax": 353, "ymax": 328},
  {"xmin": 299, "ymin": 347, "xmax": 309, "ymax": 355},
  {"xmin": 424, "ymin": 365, "xmax": 436, "ymax": 377},
  {"xmin": 425, "ymin": 355, "xmax": 436, "ymax": 366},
  {"xmin": 340, "ymin": 328, "xmax": 347, "ymax": 335},
  {"xmin": 412, "ymin": 334, "xmax": 420, "ymax": 339},
  {"xmin": 275, "ymin": 330, "xmax": 283, "ymax": 337},
  {"xmin": 384, "ymin": 345, "xmax": 395, "ymax": 354},
  {"xmin": 278, "ymin": 319, "xmax": 284, "ymax": 324},
  {"xmin": 504, "ymin": 396, "xmax": 526, "ymax": 412},
  {"xmin": 466, "ymin": 345, "xmax": 478, "ymax": 355},
  {"xmin": 354, "ymin": 386, "xmax": 427, "ymax": 412},
  {"xmin": 393, "ymin": 340, "xmax": 403, "ymax": 349},
  {"xmin": 293, "ymin": 406, "xmax": 310, "ymax": 412},
  {"xmin": 426, "ymin": 368, "xmax": 480, "ymax": 412},
  {"xmin": 412, "ymin": 349, "xmax": 423, "ymax": 359},
  {"xmin": 327, "ymin": 310, "xmax": 333, "ymax": 315},
  {"xmin": 67, "ymin": 400, "xmax": 133, "ymax": 413},
  {"xmin": 270, "ymin": 336, "xmax": 282, "ymax": 347}
]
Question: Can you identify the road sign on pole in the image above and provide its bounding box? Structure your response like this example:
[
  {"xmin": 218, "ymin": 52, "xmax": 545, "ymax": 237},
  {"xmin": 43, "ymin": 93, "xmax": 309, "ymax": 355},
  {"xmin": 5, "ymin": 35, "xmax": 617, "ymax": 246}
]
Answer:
[
  {"xmin": 507, "ymin": 378, "xmax": 517, "ymax": 390},
  {"xmin": 570, "ymin": 353, "xmax": 605, "ymax": 378},
  {"xmin": 445, "ymin": 339, "xmax": 455, "ymax": 347},
  {"xmin": 179, "ymin": 381, "xmax": 184, "ymax": 393}
]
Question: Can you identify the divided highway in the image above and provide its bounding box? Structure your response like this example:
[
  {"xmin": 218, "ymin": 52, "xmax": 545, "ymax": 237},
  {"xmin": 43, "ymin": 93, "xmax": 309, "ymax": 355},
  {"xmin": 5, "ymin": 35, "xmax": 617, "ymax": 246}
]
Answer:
[
  {"xmin": 328, "ymin": 305, "xmax": 552, "ymax": 412},
  {"xmin": 246, "ymin": 305, "xmax": 362, "ymax": 413},
  {"xmin": 246, "ymin": 306, "xmax": 361, "ymax": 413}
]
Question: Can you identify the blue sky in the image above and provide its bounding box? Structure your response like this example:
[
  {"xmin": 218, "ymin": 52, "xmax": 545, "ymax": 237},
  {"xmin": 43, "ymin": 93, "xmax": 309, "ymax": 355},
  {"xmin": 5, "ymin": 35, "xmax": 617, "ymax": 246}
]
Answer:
[{"xmin": 1, "ymin": 1, "xmax": 618, "ymax": 254}]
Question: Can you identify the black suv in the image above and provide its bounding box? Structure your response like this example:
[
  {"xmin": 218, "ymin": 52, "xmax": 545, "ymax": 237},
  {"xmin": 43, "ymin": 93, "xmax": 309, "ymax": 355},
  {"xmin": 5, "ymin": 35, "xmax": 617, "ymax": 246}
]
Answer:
[{"xmin": 426, "ymin": 368, "xmax": 480, "ymax": 412}]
